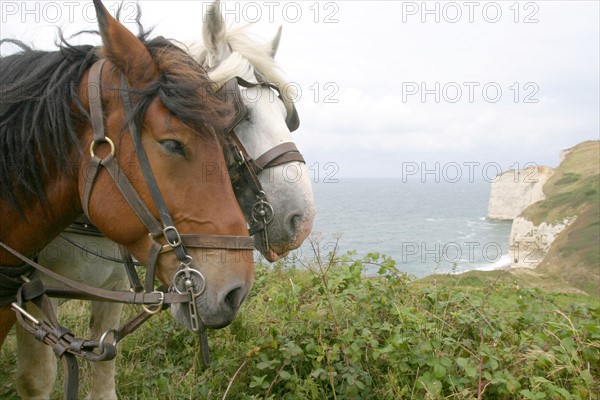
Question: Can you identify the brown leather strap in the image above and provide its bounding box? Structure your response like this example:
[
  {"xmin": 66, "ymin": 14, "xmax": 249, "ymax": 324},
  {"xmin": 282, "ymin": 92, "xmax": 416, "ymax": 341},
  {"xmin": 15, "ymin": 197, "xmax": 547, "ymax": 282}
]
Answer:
[
  {"xmin": 88, "ymin": 60, "xmax": 107, "ymax": 144},
  {"xmin": 115, "ymin": 308, "xmax": 156, "ymax": 341},
  {"xmin": 0, "ymin": 263, "xmax": 34, "ymax": 306},
  {"xmin": 253, "ymin": 142, "xmax": 305, "ymax": 171},
  {"xmin": 118, "ymin": 74, "xmax": 191, "ymax": 263},
  {"xmin": 81, "ymin": 155, "xmax": 102, "ymax": 219},
  {"xmin": 100, "ymin": 155, "xmax": 163, "ymax": 237},
  {"xmin": 145, "ymin": 241, "xmax": 163, "ymax": 293},
  {"xmin": 0, "ymin": 240, "xmax": 190, "ymax": 305},
  {"xmin": 118, "ymin": 245, "xmax": 144, "ymax": 293},
  {"xmin": 228, "ymin": 134, "xmax": 264, "ymax": 193},
  {"xmin": 62, "ymin": 354, "xmax": 80, "ymax": 400},
  {"xmin": 64, "ymin": 216, "xmax": 103, "ymax": 237}
]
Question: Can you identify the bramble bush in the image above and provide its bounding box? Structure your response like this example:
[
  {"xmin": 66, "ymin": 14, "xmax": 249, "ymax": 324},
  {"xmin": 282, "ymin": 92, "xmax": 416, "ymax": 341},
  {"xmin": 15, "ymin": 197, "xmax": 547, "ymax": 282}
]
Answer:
[
  {"xmin": 1, "ymin": 241, "xmax": 598, "ymax": 399},
  {"xmin": 113, "ymin": 241, "xmax": 598, "ymax": 399}
]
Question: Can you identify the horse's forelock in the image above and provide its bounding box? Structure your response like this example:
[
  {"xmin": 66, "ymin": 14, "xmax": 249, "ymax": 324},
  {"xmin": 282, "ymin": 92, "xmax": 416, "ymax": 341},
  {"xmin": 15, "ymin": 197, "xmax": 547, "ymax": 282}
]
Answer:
[
  {"xmin": 193, "ymin": 25, "xmax": 297, "ymax": 116},
  {"xmin": 144, "ymin": 38, "xmax": 234, "ymax": 140}
]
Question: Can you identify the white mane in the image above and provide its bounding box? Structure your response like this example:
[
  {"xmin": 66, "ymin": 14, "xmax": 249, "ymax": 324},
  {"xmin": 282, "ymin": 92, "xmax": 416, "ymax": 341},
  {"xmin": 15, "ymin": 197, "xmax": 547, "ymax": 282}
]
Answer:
[{"xmin": 191, "ymin": 24, "xmax": 296, "ymax": 115}]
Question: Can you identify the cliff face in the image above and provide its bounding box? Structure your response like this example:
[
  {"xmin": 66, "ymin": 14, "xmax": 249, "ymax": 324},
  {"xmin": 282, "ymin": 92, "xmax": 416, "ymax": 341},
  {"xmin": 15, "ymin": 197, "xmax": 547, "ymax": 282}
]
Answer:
[
  {"xmin": 487, "ymin": 166, "xmax": 555, "ymax": 220},
  {"xmin": 507, "ymin": 141, "xmax": 599, "ymax": 295},
  {"xmin": 508, "ymin": 216, "xmax": 574, "ymax": 269}
]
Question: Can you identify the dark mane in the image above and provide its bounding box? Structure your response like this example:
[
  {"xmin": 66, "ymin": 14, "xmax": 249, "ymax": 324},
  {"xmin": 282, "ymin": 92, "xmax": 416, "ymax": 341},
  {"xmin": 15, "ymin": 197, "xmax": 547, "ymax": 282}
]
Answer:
[
  {"xmin": 0, "ymin": 24, "xmax": 232, "ymax": 212},
  {"xmin": 0, "ymin": 39, "xmax": 97, "ymax": 211}
]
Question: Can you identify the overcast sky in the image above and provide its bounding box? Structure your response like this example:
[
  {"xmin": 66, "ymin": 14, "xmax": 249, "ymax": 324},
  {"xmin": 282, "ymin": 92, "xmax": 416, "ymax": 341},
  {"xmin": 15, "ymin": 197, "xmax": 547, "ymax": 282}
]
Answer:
[{"xmin": 1, "ymin": 0, "xmax": 598, "ymax": 179}]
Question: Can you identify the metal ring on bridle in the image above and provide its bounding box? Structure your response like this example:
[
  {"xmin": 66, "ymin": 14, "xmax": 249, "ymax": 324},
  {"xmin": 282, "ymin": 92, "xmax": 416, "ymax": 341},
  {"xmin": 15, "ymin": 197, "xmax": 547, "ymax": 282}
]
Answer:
[
  {"xmin": 181, "ymin": 255, "xmax": 193, "ymax": 267},
  {"xmin": 98, "ymin": 328, "xmax": 118, "ymax": 355},
  {"xmin": 141, "ymin": 291, "xmax": 165, "ymax": 315},
  {"xmin": 89, "ymin": 137, "xmax": 116, "ymax": 157},
  {"xmin": 252, "ymin": 199, "xmax": 274, "ymax": 225},
  {"xmin": 172, "ymin": 268, "xmax": 206, "ymax": 297}
]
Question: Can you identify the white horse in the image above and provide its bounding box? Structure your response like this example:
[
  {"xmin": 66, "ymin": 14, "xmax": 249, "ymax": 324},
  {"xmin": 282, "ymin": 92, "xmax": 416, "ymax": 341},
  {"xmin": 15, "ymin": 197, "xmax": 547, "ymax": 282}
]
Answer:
[{"xmin": 15, "ymin": 3, "xmax": 315, "ymax": 398}]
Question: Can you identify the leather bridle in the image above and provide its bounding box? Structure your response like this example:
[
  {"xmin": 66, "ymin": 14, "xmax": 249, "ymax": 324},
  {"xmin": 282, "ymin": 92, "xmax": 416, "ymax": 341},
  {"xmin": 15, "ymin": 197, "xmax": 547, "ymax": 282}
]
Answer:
[
  {"xmin": 0, "ymin": 59, "xmax": 256, "ymax": 389},
  {"xmin": 79, "ymin": 60, "xmax": 254, "ymax": 325},
  {"xmin": 218, "ymin": 77, "xmax": 305, "ymax": 250},
  {"xmin": 0, "ymin": 67, "xmax": 306, "ymax": 399}
]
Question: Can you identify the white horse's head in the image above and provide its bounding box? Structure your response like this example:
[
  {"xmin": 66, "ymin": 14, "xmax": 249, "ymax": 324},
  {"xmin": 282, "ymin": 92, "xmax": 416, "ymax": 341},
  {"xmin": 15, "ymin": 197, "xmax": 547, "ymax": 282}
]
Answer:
[{"xmin": 194, "ymin": 2, "xmax": 315, "ymax": 262}]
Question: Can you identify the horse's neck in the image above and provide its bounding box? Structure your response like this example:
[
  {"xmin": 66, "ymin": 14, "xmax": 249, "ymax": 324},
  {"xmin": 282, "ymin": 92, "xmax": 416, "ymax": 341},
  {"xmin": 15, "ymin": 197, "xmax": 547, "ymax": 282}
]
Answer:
[{"xmin": 0, "ymin": 177, "xmax": 81, "ymax": 265}]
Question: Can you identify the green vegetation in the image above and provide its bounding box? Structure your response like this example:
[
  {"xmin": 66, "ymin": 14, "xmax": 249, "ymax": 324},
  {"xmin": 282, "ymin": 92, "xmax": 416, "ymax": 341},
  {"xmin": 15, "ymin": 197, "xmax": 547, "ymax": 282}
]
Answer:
[
  {"xmin": 1, "ymin": 139, "xmax": 598, "ymax": 397},
  {"xmin": 1, "ymin": 249, "xmax": 598, "ymax": 399},
  {"xmin": 523, "ymin": 141, "xmax": 598, "ymax": 226}
]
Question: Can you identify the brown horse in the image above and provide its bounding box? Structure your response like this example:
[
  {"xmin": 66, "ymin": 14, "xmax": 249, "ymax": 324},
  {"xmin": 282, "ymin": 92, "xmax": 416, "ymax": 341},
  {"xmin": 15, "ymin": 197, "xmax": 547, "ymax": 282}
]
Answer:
[{"xmin": 0, "ymin": 0, "xmax": 253, "ymax": 347}]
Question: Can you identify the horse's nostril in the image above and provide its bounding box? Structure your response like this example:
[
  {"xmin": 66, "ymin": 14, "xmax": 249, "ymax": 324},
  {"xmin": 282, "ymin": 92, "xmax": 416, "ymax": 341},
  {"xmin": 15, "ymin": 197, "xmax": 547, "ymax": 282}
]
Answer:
[
  {"xmin": 292, "ymin": 214, "xmax": 302, "ymax": 230},
  {"xmin": 286, "ymin": 213, "xmax": 302, "ymax": 236},
  {"xmin": 223, "ymin": 285, "xmax": 247, "ymax": 311}
]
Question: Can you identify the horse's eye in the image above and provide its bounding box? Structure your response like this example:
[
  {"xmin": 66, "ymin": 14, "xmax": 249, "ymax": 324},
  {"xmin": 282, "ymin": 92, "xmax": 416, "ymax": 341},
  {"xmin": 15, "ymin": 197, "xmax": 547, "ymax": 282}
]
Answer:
[{"xmin": 161, "ymin": 140, "xmax": 186, "ymax": 157}]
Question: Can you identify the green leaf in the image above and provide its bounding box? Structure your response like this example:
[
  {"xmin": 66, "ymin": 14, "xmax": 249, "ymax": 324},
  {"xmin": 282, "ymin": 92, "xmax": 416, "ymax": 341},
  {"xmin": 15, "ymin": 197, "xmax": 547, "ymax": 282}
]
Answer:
[
  {"xmin": 156, "ymin": 375, "xmax": 169, "ymax": 393},
  {"xmin": 256, "ymin": 361, "xmax": 273, "ymax": 370},
  {"xmin": 433, "ymin": 362, "xmax": 446, "ymax": 378},
  {"xmin": 279, "ymin": 370, "xmax": 292, "ymax": 380},
  {"xmin": 249, "ymin": 375, "xmax": 268, "ymax": 389}
]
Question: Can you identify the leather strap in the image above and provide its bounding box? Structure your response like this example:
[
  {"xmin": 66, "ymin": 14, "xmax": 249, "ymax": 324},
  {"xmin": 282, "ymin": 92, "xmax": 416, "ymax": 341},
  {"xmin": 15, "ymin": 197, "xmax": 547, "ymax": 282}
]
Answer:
[
  {"xmin": 88, "ymin": 60, "xmax": 107, "ymax": 144},
  {"xmin": 62, "ymin": 354, "xmax": 79, "ymax": 400},
  {"xmin": 0, "ymin": 263, "xmax": 34, "ymax": 306},
  {"xmin": 82, "ymin": 60, "xmax": 252, "ymax": 293},
  {"xmin": 216, "ymin": 75, "xmax": 306, "ymax": 242},
  {"xmin": 0, "ymin": 240, "xmax": 190, "ymax": 305},
  {"xmin": 253, "ymin": 142, "xmax": 305, "ymax": 171},
  {"xmin": 228, "ymin": 134, "xmax": 264, "ymax": 197},
  {"xmin": 119, "ymin": 75, "xmax": 189, "ymax": 261},
  {"xmin": 63, "ymin": 215, "xmax": 103, "ymax": 237},
  {"xmin": 118, "ymin": 245, "xmax": 144, "ymax": 293},
  {"xmin": 81, "ymin": 155, "xmax": 102, "ymax": 219},
  {"xmin": 98, "ymin": 154, "xmax": 163, "ymax": 238}
]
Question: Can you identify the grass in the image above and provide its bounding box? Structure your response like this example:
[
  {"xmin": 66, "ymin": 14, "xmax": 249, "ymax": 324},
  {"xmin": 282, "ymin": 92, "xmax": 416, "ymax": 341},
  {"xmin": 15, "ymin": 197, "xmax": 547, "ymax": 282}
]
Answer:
[
  {"xmin": 1, "ymin": 246, "xmax": 598, "ymax": 399},
  {"xmin": 523, "ymin": 141, "xmax": 599, "ymax": 226}
]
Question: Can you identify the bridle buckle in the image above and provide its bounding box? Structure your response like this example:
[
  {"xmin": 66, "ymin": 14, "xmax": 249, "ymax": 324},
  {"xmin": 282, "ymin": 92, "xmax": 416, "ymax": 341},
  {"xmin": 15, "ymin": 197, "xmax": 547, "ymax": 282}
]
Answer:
[
  {"xmin": 163, "ymin": 225, "xmax": 183, "ymax": 248},
  {"xmin": 234, "ymin": 146, "xmax": 246, "ymax": 166},
  {"xmin": 142, "ymin": 291, "xmax": 165, "ymax": 315}
]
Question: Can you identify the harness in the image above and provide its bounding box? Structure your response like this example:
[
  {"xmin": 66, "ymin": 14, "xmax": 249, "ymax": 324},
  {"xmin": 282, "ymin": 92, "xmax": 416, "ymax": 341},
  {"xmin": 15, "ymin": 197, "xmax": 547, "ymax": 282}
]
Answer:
[
  {"xmin": 218, "ymin": 77, "xmax": 305, "ymax": 249},
  {"xmin": 0, "ymin": 60, "xmax": 254, "ymax": 398},
  {"xmin": 0, "ymin": 70, "xmax": 306, "ymax": 399}
]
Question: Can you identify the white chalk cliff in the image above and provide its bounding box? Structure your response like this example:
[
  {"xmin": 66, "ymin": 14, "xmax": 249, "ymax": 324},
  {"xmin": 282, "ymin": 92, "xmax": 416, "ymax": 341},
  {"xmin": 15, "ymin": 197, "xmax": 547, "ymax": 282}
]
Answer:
[
  {"xmin": 488, "ymin": 142, "xmax": 595, "ymax": 271},
  {"xmin": 487, "ymin": 164, "xmax": 565, "ymax": 269},
  {"xmin": 508, "ymin": 216, "xmax": 574, "ymax": 269},
  {"xmin": 487, "ymin": 166, "xmax": 554, "ymax": 220},
  {"xmin": 488, "ymin": 141, "xmax": 599, "ymax": 294}
]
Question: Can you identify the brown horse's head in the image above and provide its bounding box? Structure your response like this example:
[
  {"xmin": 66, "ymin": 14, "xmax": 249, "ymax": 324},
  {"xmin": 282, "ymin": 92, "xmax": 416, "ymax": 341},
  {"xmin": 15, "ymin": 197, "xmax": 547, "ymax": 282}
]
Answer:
[{"xmin": 77, "ymin": 1, "xmax": 253, "ymax": 329}]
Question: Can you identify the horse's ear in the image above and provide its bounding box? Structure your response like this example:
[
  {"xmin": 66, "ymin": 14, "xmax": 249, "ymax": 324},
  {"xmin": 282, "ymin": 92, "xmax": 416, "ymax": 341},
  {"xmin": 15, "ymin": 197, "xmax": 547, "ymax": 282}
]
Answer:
[
  {"xmin": 270, "ymin": 26, "xmax": 282, "ymax": 58},
  {"xmin": 93, "ymin": 0, "xmax": 157, "ymax": 85},
  {"xmin": 202, "ymin": 0, "xmax": 230, "ymax": 67}
]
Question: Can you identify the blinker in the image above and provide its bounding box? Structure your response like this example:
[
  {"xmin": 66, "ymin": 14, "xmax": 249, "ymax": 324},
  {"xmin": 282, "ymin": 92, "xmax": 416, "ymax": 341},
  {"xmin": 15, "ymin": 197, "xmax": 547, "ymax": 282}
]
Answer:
[{"xmin": 216, "ymin": 77, "xmax": 300, "ymax": 134}]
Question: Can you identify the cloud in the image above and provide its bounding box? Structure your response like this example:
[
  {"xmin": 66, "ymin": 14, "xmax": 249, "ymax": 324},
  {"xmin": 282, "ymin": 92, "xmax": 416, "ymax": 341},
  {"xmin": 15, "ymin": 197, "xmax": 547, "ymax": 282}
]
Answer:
[{"xmin": 2, "ymin": 0, "xmax": 598, "ymax": 178}]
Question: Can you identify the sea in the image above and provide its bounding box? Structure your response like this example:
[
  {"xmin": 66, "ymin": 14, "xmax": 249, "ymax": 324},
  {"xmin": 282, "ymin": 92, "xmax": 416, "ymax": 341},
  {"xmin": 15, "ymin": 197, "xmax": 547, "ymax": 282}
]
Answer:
[{"xmin": 289, "ymin": 178, "xmax": 513, "ymax": 278}]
